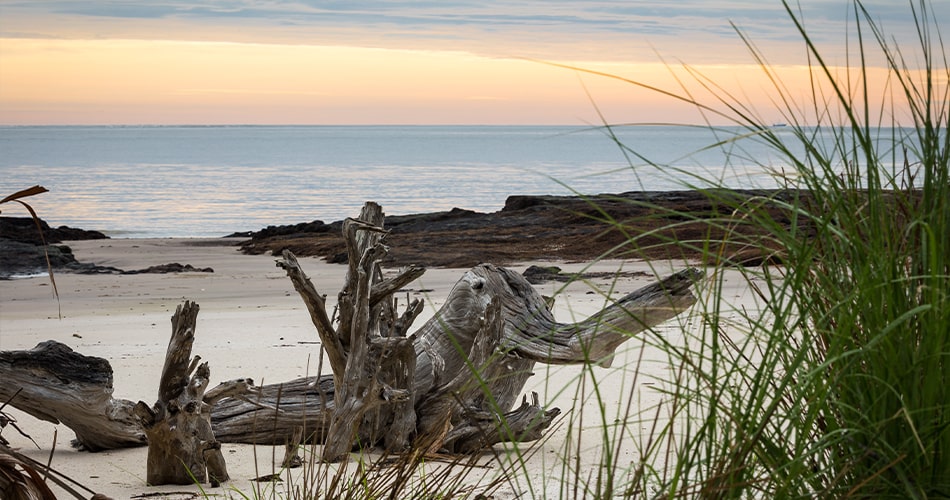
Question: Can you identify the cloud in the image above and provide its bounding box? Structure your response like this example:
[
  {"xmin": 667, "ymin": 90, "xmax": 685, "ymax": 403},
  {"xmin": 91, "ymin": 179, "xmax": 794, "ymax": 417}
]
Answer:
[
  {"xmin": 50, "ymin": 3, "xmax": 181, "ymax": 19},
  {"xmin": 1, "ymin": 1, "xmax": 946, "ymax": 65}
]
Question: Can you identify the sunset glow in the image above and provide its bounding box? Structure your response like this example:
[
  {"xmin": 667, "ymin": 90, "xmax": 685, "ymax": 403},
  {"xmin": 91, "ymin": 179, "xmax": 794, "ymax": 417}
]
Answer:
[{"xmin": 0, "ymin": 1, "xmax": 943, "ymax": 125}]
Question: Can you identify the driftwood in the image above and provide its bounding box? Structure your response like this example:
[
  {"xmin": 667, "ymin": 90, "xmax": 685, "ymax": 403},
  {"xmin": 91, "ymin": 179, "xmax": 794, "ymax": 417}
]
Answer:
[
  {"xmin": 129, "ymin": 301, "xmax": 259, "ymax": 486},
  {"xmin": 0, "ymin": 341, "xmax": 145, "ymax": 452},
  {"xmin": 211, "ymin": 202, "xmax": 702, "ymax": 460},
  {"xmin": 130, "ymin": 301, "xmax": 229, "ymax": 485},
  {"xmin": 210, "ymin": 258, "xmax": 701, "ymax": 452},
  {"xmin": 0, "ymin": 202, "xmax": 701, "ymax": 464}
]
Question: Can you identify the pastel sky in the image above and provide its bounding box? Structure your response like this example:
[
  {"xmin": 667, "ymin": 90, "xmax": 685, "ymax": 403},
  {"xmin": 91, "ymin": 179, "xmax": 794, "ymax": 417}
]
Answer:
[{"xmin": 0, "ymin": 1, "xmax": 943, "ymax": 125}]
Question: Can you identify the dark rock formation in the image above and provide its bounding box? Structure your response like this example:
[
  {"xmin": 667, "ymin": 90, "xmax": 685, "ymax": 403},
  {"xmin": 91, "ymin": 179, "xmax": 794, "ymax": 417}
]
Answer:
[
  {"xmin": 522, "ymin": 265, "xmax": 565, "ymax": 284},
  {"xmin": 0, "ymin": 239, "xmax": 123, "ymax": 278},
  {"xmin": 122, "ymin": 263, "xmax": 214, "ymax": 275},
  {"xmin": 238, "ymin": 190, "xmax": 807, "ymax": 268},
  {"xmin": 225, "ymin": 220, "xmax": 337, "ymax": 239},
  {"xmin": 0, "ymin": 217, "xmax": 108, "ymax": 245},
  {"xmin": 0, "ymin": 216, "xmax": 213, "ymax": 278},
  {"xmin": 0, "ymin": 189, "xmax": 808, "ymax": 277},
  {"xmin": 0, "ymin": 216, "xmax": 114, "ymax": 278}
]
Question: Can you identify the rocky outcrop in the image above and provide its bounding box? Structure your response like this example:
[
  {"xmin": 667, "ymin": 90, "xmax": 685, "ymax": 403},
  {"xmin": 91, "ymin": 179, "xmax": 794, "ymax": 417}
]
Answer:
[
  {"xmin": 0, "ymin": 216, "xmax": 108, "ymax": 245},
  {"xmin": 237, "ymin": 190, "xmax": 805, "ymax": 268},
  {"xmin": 0, "ymin": 240, "xmax": 79, "ymax": 271},
  {"xmin": 1, "ymin": 189, "xmax": 805, "ymax": 277},
  {"xmin": 0, "ymin": 217, "xmax": 113, "ymax": 278},
  {"xmin": 122, "ymin": 263, "xmax": 214, "ymax": 275},
  {"xmin": 0, "ymin": 217, "xmax": 213, "ymax": 279}
]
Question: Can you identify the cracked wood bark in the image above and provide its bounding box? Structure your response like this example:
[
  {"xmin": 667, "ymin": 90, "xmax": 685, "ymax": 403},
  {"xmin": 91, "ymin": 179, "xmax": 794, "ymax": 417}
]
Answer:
[
  {"xmin": 0, "ymin": 341, "xmax": 259, "ymax": 453},
  {"xmin": 314, "ymin": 203, "xmax": 420, "ymax": 462},
  {"xmin": 131, "ymin": 301, "xmax": 230, "ymax": 486}
]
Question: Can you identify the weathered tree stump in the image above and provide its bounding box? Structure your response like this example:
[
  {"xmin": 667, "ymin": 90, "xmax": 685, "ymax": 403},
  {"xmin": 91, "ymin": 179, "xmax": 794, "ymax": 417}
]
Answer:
[
  {"xmin": 207, "ymin": 262, "xmax": 700, "ymax": 449},
  {"xmin": 131, "ymin": 301, "xmax": 231, "ymax": 486},
  {"xmin": 262, "ymin": 202, "xmax": 702, "ymax": 460}
]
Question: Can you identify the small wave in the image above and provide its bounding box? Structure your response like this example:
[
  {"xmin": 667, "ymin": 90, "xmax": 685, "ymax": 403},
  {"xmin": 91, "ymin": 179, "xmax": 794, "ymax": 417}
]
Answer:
[{"xmin": 2, "ymin": 271, "xmax": 50, "ymax": 280}]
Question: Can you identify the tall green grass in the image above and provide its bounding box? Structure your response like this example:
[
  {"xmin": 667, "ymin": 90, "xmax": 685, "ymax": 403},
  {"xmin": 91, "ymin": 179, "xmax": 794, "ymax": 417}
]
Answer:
[
  {"xmin": 586, "ymin": 0, "xmax": 950, "ymax": 497},
  {"xmin": 500, "ymin": 0, "xmax": 949, "ymax": 497}
]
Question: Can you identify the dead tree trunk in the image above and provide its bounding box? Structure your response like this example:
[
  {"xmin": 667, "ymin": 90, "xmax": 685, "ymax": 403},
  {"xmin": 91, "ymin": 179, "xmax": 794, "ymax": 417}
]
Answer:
[
  {"xmin": 132, "ymin": 301, "xmax": 240, "ymax": 486},
  {"xmin": 0, "ymin": 202, "xmax": 701, "ymax": 460},
  {"xmin": 208, "ymin": 263, "xmax": 700, "ymax": 449},
  {"xmin": 278, "ymin": 203, "xmax": 427, "ymax": 462},
  {"xmin": 264, "ymin": 201, "xmax": 701, "ymax": 459}
]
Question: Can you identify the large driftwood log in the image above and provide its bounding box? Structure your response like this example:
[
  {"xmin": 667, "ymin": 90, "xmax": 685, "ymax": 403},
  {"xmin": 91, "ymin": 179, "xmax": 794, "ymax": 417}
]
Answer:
[
  {"xmin": 0, "ymin": 341, "xmax": 145, "ymax": 451},
  {"xmin": 217, "ymin": 201, "xmax": 701, "ymax": 460},
  {"xmin": 209, "ymin": 258, "xmax": 700, "ymax": 450},
  {"xmin": 0, "ymin": 202, "xmax": 701, "ymax": 461}
]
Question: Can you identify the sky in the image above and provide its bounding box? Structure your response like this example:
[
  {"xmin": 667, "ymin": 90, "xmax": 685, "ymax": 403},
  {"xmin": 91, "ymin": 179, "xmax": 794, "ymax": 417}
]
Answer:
[{"xmin": 0, "ymin": 1, "xmax": 944, "ymax": 125}]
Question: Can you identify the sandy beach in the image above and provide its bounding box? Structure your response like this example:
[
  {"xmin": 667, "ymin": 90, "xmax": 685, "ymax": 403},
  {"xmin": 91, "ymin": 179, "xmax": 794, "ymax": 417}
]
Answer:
[{"xmin": 0, "ymin": 238, "xmax": 758, "ymax": 499}]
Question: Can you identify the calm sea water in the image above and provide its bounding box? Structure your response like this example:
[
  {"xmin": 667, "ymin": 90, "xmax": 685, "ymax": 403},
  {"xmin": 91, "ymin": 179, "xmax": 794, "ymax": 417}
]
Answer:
[{"xmin": 1, "ymin": 125, "xmax": 793, "ymax": 238}]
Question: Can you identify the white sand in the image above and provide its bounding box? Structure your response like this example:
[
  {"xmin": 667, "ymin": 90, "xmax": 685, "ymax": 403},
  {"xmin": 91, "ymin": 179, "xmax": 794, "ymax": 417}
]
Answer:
[{"xmin": 0, "ymin": 238, "xmax": 759, "ymax": 499}]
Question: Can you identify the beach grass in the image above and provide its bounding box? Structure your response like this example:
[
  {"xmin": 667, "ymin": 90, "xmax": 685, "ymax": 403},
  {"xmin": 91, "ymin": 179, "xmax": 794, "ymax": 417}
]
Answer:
[
  {"xmin": 477, "ymin": 0, "xmax": 948, "ymax": 497},
  {"xmin": 559, "ymin": 0, "xmax": 950, "ymax": 497}
]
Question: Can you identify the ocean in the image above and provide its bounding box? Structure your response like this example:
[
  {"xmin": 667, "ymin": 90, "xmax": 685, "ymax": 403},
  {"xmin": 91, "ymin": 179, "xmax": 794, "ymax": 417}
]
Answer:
[{"xmin": 0, "ymin": 125, "xmax": 792, "ymax": 238}]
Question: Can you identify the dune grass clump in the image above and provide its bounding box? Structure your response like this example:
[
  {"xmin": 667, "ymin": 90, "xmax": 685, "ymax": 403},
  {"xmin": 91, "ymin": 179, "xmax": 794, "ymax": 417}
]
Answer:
[
  {"xmin": 587, "ymin": 0, "xmax": 950, "ymax": 497},
  {"xmin": 500, "ymin": 1, "xmax": 949, "ymax": 498},
  {"xmin": 236, "ymin": 446, "xmax": 507, "ymax": 500}
]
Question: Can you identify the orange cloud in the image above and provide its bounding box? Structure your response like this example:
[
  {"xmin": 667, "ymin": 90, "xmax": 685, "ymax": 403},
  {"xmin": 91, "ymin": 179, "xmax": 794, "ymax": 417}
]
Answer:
[{"xmin": 0, "ymin": 37, "xmax": 916, "ymax": 126}]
